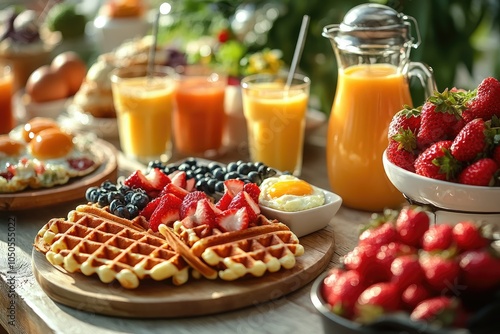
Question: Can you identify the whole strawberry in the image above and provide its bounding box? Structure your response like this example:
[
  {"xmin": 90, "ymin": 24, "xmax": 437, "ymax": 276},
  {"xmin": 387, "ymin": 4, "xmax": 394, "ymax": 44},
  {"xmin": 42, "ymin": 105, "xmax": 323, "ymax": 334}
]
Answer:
[
  {"xmin": 450, "ymin": 118, "xmax": 492, "ymax": 162},
  {"xmin": 388, "ymin": 106, "xmax": 421, "ymax": 139},
  {"xmin": 322, "ymin": 269, "xmax": 367, "ymax": 319},
  {"xmin": 422, "ymin": 224, "xmax": 455, "ymax": 252},
  {"xmin": 395, "ymin": 205, "xmax": 430, "ymax": 247},
  {"xmin": 459, "ymin": 248, "xmax": 500, "ymax": 292},
  {"xmin": 410, "ymin": 296, "xmax": 464, "ymax": 328},
  {"xmin": 452, "ymin": 221, "xmax": 489, "ymax": 251},
  {"xmin": 419, "ymin": 251, "xmax": 460, "ymax": 293},
  {"xmin": 414, "ymin": 140, "xmax": 460, "ymax": 181},
  {"xmin": 463, "ymin": 77, "xmax": 500, "ymax": 123},
  {"xmin": 416, "ymin": 90, "xmax": 469, "ymax": 150},
  {"xmin": 354, "ymin": 282, "xmax": 401, "ymax": 324},
  {"xmin": 386, "ymin": 140, "xmax": 416, "ymax": 172},
  {"xmin": 457, "ymin": 158, "xmax": 498, "ymax": 186}
]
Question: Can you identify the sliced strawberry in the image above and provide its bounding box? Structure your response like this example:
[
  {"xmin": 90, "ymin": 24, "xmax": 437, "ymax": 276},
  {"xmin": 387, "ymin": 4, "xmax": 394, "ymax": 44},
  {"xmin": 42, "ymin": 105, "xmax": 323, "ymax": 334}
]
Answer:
[
  {"xmin": 193, "ymin": 198, "xmax": 220, "ymax": 227},
  {"xmin": 227, "ymin": 190, "xmax": 260, "ymax": 224},
  {"xmin": 215, "ymin": 192, "xmax": 233, "ymax": 211},
  {"xmin": 243, "ymin": 182, "xmax": 261, "ymax": 203},
  {"xmin": 181, "ymin": 216, "xmax": 196, "ymax": 229},
  {"xmin": 124, "ymin": 170, "xmax": 155, "ymax": 193},
  {"xmin": 148, "ymin": 193, "xmax": 182, "ymax": 232},
  {"xmin": 139, "ymin": 196, "xmax": 162, "ymax": 220},
  {"xmin": 223, "ymin": 179, "xmax": 244, "ymax": 196},
  {"xmin": 146, "ymin": 168, "xmax": 171, "ymax": 190},
  {"xmin": 159, "ymin": 183, "xmax": 190, "ymax": 200},
  {"xmin": 169, "ymin": 170, "xmax": 187, "ymax": 189},
  {"xmin": 185, "ymin": 178, "xmax": 196, "ymax": 192},
  {"xmin": 216, "ymin": 207, "xmax": 249, "ymax": 232},
  {"xmin": 180, "ymin": 191, "xmax": 207, "ymax": 219}
]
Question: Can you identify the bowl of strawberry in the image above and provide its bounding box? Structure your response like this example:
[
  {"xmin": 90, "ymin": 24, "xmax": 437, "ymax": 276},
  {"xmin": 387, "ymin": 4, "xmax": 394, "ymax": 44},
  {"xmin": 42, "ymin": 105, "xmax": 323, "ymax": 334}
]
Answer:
[
  {"xmin": 383, "ymin": 77, "xmax": 500, "ymax": 223},
  {"xmin": 310, "ymin": 206, "xmax": 500, "ymax": 334}
]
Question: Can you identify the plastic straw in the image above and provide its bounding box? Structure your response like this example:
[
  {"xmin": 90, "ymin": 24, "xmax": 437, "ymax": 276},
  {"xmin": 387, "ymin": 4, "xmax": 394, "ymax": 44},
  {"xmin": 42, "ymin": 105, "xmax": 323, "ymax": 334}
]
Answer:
[
  {"xmin": 147, "ymin": 10, "xmax": 161, "ymax": 80},
  {"xmin": 286, "ymin": 15, "xmax": 310, "ymax": 88}
]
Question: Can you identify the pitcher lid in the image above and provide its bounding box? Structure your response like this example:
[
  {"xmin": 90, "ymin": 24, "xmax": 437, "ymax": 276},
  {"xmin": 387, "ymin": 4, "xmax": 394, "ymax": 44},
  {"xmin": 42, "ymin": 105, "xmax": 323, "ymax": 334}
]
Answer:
[{"xmin": 323, "ymin": 3, "xmax": 420, "ymax": 49}]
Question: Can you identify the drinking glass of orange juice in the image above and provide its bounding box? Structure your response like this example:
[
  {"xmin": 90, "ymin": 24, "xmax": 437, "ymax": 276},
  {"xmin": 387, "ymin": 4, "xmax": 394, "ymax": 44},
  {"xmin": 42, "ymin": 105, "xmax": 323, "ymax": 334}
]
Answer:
[
  {"xmin": 0, "ymin": 63, "xmax": 14, "ymax": 134},
  {"xmin": 241, "ymin": 73, "xmax": 310, "ymax": 176},
  {"xmin": 111, "ymin": 65, "xmax": 177, "ymax": 164},
  {"xmin": 173, "ymin": 66, "xmax": 227, "ymax": 157}
]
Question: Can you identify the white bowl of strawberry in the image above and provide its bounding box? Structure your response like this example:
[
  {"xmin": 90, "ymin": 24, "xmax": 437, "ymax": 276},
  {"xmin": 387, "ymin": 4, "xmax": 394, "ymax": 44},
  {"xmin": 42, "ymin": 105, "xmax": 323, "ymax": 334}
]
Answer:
[
  {"xmin": 310, "ymin": 206, "xmax": 500, "ymax": 334},
  {"xmin": 383, "ymin": 77, "xmax": 500, "ymax": 222}
]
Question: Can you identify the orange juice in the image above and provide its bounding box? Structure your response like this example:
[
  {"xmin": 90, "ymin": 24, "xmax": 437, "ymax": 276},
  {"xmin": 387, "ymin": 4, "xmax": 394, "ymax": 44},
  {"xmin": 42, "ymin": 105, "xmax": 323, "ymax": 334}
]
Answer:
[
  {"xmin": 112, "ymin": 76, "xmax": 176, "ymax": 163},
  {"xmin": 242, "ymin": 79, "xmax": 309, "ymax": 175},
  {"xmin": 173, "ymin": 77, "xmax": 226, "ymax": 156},
  {"xmin": 327, "ymin": 63, "xmax": 410, "ymax": 211},
  {"xmin": 0, "ymin": 66, "xmax": 13, "ymax": 134}
]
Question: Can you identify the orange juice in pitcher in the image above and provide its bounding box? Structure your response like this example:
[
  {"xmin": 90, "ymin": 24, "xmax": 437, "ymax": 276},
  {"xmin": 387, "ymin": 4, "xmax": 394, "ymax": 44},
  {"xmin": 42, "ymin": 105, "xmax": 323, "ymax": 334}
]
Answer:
[{"xmin": 323, "ymin": 4, "xmax": 436, "ymax": 211}]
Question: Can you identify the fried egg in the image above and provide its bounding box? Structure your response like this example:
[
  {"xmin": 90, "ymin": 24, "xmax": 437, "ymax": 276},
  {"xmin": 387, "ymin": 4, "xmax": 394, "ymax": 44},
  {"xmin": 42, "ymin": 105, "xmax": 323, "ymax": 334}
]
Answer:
[
  {"xmin": 21, "ymin": 117, "xmax": 60, "ymax": 142},
  {"xmin": 259, "ymin": 175, "xmax": 325, "ymax": 212},
  {"xmin": 0, "ymin": 135, "xmax": 26, "ymax": 158},
  {"xmin": 29, "ymin": 128, "xmax": 74, "ymax": 160}
]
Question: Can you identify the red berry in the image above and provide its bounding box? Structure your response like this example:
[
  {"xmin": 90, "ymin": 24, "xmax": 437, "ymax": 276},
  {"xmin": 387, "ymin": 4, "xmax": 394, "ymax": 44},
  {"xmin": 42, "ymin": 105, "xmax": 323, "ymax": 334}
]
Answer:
[
  {"xmin": 402, "ymin": 283, "xmax": 433, "ymax": 310},
  {"xmin": 395, "ymin": 206, "xmax": 430, "ymax": 247},
  {"xmin": 463, "ymin": 76, "xmax": 500, "ymax": 122},
  {"xmin": 410, "ymin": 296, "xmax": 462, "ymax": 327},
  {"xmin": 452, "ymin": 221, "xmax": 489, "ymax": 251},
  {"xmin": 354, "ymin": 282, "xmax": 401, "ymax": 324},
  {"xmin": 358, "ymin": 221, "xmax": 398, "ymax": 248},
  {"xmin": 459, "ymin": 248, "xmax": 500, "ymax": 292},
  {"xmin": 422, "ymin": 224, "xmax": 454, "ymax": 251},
  {"xmin": 419, "ymin": 252, "xmax": 460, "ymax": 293},
  {"xmin": 390, "ymin": 254, "xmax": 424, "ymax": 291},
  {"xmin": 414, "ymin": 140, "xmax": 460, "ymax": 181},
  {"xmin": 458, "ymin": 158, "xmax": 498, "ymax": 186},
  {"xmin": 322, "ymin": 269, "xmax": 367, "ymax": 319}
]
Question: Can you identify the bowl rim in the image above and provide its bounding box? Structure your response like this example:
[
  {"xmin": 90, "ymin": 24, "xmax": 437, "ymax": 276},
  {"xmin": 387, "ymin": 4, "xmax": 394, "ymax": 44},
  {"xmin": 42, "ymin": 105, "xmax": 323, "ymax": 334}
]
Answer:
[{"xmin": 382, "ymin": 150, "xmax": 500, "ymax": 192}]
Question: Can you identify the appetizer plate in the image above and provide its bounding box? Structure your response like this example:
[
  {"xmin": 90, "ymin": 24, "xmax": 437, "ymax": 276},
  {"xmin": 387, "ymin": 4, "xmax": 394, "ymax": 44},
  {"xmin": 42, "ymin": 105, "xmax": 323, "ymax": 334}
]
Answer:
[{"xmin": 0, "ymin": 138, "xmax": 118, "ymax": 211}]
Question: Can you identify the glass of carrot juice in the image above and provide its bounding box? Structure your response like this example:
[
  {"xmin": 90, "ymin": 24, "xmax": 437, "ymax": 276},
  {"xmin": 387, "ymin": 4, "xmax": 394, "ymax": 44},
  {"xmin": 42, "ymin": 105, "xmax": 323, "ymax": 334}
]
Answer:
[
  {"xmin": 173, "ymin": 65, "xmax": 227, "ymax": 157},
  {"xmin": 111, "ymin": 65, "xmax": 177, "ymax": 164},
  {"xmin": 241, "ymin": 73, "xmax": 310, "ymax": 176},
  {"xmin": 0, "ymin": 63, "xmax": 14, "ymax": 135}
]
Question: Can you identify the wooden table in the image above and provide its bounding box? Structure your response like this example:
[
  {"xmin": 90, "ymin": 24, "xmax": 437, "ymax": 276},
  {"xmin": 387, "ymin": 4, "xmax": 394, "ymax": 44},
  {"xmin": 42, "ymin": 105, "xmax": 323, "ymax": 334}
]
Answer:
[{"xmin": 0, "ymin": 128, "xmax": 373, "ymax": 334}]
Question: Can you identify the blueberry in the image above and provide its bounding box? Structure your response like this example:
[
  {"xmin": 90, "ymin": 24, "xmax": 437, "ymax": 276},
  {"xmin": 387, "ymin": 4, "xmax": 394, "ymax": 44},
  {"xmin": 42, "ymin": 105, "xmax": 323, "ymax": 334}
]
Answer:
[
  {"xmin": 215, "ymin": 180, "xmax": 225, "ymax": 193},
  {"xmin": 98, "ymin": 193, "xmax": 109, "ymax": 207},
  {"xmin": 213, "ymin": 167, "xmax": 225, "ymax": 181},
  {"xmin": 208, "ymin": 161, "xmax": 223, "ymax": 171},
  {"xmin": 237, "ymin": 163, "xmax": 252, "ymax": 175},
  {"xmin": 114, "ymin": 205, "xmax": 130, "ymax": 219},
  {"xmin": 107, "ymin": 191, "xmax": 124, "ymax": 204},
  {"xmin": 124, "ymin": 191, "xmax": 135, "ymax": 203},
  {"xmin": 177, "ymin": 163, "xmax": 191, "ymax": 171},
  {"xmin": 101, "ymin": 180, "xmax": 117, "ymax": 192},
  {"xmin": 85, "ymin": 186, "xmax": 99, "ymax": 202},
  {"xmin": 109, "ymin": 198, "xmax": 124, "ymax": 213},
  {"xmin": 226, "ymin": 162, "xmax": 238, "ymax": 172},
  {"xmin": 195, "ymin": 178, "xmax": 210, "ymax": 193},
  {"xmin": 207, "ymin": 178, "xmax": 218, "ymax": 194},
  {"xmin": 184, "ymin": 157, "xmax": 198, "ymax": 167},
  {"xmin": 126, "ymin": 204, "xmax": 139, "ymax": 218},
  {"xmin": 225, "ymin": 171, "xmax": 240, "ymax": 180},
  {"xmin": 131, "ymin": 192, "xmax": 149, "ymax": 209},
  {"xmin": 248, "ymin": 171, "xmax": 262, "ymax": 184},
  {"xmin": 119, "ymin": 185, "xmax": 131, "ymax": 194}
]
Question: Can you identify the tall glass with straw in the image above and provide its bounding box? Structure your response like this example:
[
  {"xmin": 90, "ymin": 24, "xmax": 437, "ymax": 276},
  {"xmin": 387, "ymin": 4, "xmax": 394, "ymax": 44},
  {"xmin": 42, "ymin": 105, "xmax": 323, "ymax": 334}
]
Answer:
[{"xmin": 241, "ymin": 16, "xmax": 311, "ymax": 176}]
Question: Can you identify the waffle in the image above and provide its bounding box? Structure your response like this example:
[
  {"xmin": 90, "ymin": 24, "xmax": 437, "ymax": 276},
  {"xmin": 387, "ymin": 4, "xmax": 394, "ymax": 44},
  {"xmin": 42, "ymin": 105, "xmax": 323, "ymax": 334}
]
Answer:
[
  {"xmin": 34, "ymin": 205, "xmax": 189, "ymax": 289},
  {"xmin": 162, "ymin": 215, "xmax": 305, "ymax": 281}
]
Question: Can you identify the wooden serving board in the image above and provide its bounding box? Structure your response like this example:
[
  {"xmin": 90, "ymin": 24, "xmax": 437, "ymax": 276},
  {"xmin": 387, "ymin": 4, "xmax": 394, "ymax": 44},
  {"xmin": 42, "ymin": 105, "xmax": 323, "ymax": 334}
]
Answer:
[
  {"xmin": 0, "ymin": 139, "xmax": 118, "ymax": 211},
  {"xmin": 32, "ymin": 225, "xmax": 335, "ymax": 318}
]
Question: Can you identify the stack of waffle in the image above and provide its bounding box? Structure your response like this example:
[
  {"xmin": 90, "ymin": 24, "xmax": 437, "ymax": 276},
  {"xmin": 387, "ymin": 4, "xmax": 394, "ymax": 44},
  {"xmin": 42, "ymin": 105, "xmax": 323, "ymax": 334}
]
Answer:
[{"xmin": 35, "ymin": 204, "xmax": 304, "ymax": 289}]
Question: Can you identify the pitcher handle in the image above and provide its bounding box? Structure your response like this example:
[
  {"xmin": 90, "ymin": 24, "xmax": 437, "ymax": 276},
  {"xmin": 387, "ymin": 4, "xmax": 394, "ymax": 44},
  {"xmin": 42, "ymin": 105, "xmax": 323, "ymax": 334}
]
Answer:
[{"xmin": 407, "ymin": 62, "xmax": 437, "ymax": 98}]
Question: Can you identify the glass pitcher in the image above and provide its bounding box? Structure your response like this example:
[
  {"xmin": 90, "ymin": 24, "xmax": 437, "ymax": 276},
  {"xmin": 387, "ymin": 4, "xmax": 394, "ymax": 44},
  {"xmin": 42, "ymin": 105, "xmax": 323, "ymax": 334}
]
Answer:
[{"xmin": 323, "ymin": 3, "xmax": 436, "ymax": 212}]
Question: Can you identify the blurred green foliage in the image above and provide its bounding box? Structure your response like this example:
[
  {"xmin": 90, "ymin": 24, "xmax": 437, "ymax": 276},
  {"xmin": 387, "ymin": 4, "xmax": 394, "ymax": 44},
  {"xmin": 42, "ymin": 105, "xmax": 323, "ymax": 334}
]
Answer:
[{"xmin": 157, "ymin": 0, "xmax": 500, "ymax": 113}]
